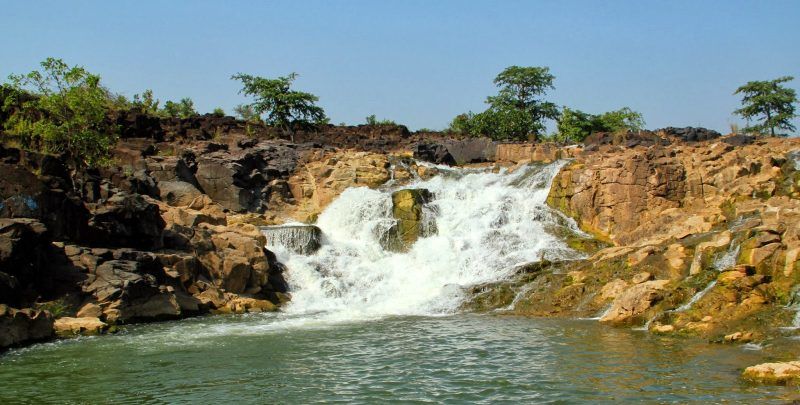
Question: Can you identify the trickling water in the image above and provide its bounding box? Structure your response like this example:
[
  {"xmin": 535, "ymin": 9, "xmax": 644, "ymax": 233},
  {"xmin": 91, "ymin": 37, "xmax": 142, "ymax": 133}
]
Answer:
[
  {"xmin": 713, "ymin": 242, "xmax": 740, "ymax": 271},
  {"xmin": 273, "ymin": 161, "xmax": 581, "ymax": 323},
  {"xmin": 675, "ymin": 280, "xmax": 718, "ymax": 312},
  {"xmin": 262, "ymin": 224, "xmax": 322, "ymax": 255}
]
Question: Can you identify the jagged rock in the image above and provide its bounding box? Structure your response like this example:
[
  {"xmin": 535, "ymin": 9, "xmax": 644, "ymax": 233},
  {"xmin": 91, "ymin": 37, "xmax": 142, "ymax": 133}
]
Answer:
[
  {"xmin": 600, "ymin": 279, "xmax": 670, "ymax": 324},
  {"xmin": 383, "ymin": 188, "xmax": 435, "ymax": 252},
  {"xmin": 742, "ymin": 361, "xmax": 800, "ymax": 385},
  {"xmin": 414, "ymin": 143, "xmax": 456, "ymax": 166},
  {"xmin": 53, "ymin": 316, "xmax": 107, "ymax": 336},
  {"xmin": 261, "ymin": 225, "xmax": 322, "ymax": 254},
  {"xmin": 194, "ymin": 144, "xmax": 298, "ymax": 213},
  {"xmin": 0, "ymin": 219, "xmax": 49, "ymax": 306},
  {"xmin": 86, "ymin": 193, "xmax": 165, "ymax": 249},
  {"xmin": 158, "ymin": 181, "xmax": 204, "ymax": 207},
  {"xmin": 0, "ymin": 305, "xmax": 54, "ymax": 349},
  {"xmin": 83, "ymin": 260, "xmax": 181, "ymax": 323},
  {"xmin": 631, "ymin": 272, "xmax": 653, "ymax": 284},
  {"xmin": 286, "ymin": 151, "xmax": 391, "ymax": 221},
  {"xmin": 658, "ymin": 127, "xmax": 721, "ymax": 142},
  {"xmin": 598, "ymin": 279, "xmax": 629, "ymax": 301},
  {"xmin": 76, "ymin": 302, "xmax": 103, "ymax": 318}
]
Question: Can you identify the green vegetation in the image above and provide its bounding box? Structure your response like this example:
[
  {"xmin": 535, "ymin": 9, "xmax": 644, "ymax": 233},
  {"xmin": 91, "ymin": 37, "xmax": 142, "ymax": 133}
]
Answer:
[
  {"xmin": 449, "ymin": 66, "xmax": 559, "ymax": 141},
  {"xmin": 365, "ymin": 114, "xmax": 397, "ymax": 126},
  {"xmin": 162, "ymin": 97, "xmax": 197, "ymax": 119},
  {"xmin": 555, "ymin": 107, "xmax": 645, "ymax": 143},
  {"xmin": 734, "ymin": 76, "xmax": 797, "ymax": 136},
  {"xmin": 2, "ymin": 58, "xmax": 118, "ymax": 167},
  {"xmin": 234, "ymin": 104, "xmax": 262, "ymax": 123},
  {"xmin": 212, "ymin": 107, "xmax": 225, "ymax": 117},
  {"xmin": 231, "ymin": 72, "xmax": 327, "ymax": 140}
]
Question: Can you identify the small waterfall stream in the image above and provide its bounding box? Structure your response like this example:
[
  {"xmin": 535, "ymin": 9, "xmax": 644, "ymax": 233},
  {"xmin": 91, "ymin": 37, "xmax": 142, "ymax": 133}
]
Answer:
[{"xmin": 271, "ymin": 161, "xmax": 583, "ymax": 323}]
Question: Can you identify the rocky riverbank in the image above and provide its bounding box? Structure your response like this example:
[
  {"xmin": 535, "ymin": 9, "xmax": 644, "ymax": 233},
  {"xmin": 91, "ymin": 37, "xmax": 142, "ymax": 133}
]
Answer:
[{"xmin": 1, "ymin": 114, "xmax": 799, "ymax": 384}]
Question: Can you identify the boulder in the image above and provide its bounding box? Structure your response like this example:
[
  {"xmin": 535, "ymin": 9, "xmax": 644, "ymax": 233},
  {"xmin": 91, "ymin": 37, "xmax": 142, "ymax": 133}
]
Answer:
[
  {"xmin": 158, "ymin": 181, "xmax": 204, "ymax": 207},
  {"xmin": 53, "ymin": 316, "xmax": 107, "ymax": 336},
  {"xmin": 600, "ymin": 279, "xmax": 670, "ymax": 324},
  {"xmin": 86, "ymin": 193, "xmax": 165, "ymax": 249},
  {"xmin": 414, "ymin": 143, "xmax": 456, "ymax": 166},
  {"xmin": 0, "ymin": 305, "xmax": 54, "ymax": 349},
  {"xmin": 383, "ymin": 188, "xmax": 436, "ymax": 252},
  {"xmin": 742, "ymin": 361, "xmax": 800, "ymax": 385},
  {"xmin": 0, "ymin": 219, "xmax": 49, "ymax": 306},
  {"xmin": 83, "ymin": 260, "xmax": 181, "ymax": 323}
]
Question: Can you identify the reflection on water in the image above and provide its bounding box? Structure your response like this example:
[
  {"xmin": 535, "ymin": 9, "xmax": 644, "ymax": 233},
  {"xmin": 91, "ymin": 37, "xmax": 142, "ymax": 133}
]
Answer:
[{"xmin": 0, "ymin": 314, "xmax": 797, "ymax": 403}]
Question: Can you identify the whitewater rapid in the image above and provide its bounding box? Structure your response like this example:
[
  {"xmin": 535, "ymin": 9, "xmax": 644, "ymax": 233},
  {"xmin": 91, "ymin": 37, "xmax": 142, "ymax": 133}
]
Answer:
[{"xmin": 268, "ymin": 161, "xmax": 584, "ymax": 323}]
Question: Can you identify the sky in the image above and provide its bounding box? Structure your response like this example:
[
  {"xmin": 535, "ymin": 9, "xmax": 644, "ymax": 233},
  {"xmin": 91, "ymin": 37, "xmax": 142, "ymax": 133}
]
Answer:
[{"xmin": 2, "ymin": 0, "xmax": 799, "ymax": 133}]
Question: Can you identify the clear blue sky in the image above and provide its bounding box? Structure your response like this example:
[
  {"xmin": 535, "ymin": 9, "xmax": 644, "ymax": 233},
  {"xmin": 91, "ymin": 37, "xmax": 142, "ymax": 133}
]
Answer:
[{"xmin": 2, "ymin": 0, "xmax": 799, "ymax": 133}]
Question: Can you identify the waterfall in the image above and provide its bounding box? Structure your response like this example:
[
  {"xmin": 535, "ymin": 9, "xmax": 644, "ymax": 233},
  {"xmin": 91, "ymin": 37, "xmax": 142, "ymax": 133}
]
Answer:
[
  {"xmin": 262, "ymin": 225, "xmax": 322, "ymax": 255},
  {"xmin": 275, "ymin": 161, "xmax": 581, "ymax": 322},
  {"xmin": 675, "ymin": 280, "xmax": 717, "ymax": 312},
  {"xmin": 713, "ymin": 242, "xmax": 740, "ymax": 271}
]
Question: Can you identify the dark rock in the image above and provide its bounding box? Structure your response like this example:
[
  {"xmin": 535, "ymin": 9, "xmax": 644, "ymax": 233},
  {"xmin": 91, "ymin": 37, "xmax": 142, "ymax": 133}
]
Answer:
[
  {"xmin": 0, "ymin": 305, "xmax": 54, "ymax": 349},
  {"xmin": 86, "ymin": 193, "xmax": 165, "ymax": 249},
  {"xmin": 414, "ymin": 143, "xmax": 456, "ymax": 166},
  {"xmin": 659, "ymin": 127, "xmax": 722, "ymax": 142},
  {"xmin": 0, "ymin": 219, "xmax": 49, "ymax": 306},
  {"xmin": 723, "ymin": 134, "xmax": 755, "ymax": 146}
]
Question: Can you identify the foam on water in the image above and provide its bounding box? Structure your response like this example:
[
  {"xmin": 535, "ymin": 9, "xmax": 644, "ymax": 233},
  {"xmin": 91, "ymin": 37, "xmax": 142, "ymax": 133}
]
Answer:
[{"xmin": 274, "ymin": 161, "xmax": 580, "ymax": 324}]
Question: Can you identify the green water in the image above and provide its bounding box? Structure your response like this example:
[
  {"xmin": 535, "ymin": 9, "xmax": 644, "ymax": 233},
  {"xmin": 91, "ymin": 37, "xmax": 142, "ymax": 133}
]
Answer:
[{"xmin": 0, "ymin": 314, "xmax": 797, "ymax": 404}]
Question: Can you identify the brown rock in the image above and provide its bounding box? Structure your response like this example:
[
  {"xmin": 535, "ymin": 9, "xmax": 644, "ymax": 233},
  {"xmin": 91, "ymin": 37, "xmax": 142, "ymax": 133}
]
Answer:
[
  {"xmin": 631, "ymin": 272, "xmax": 653, "ymax": 284},
  {"xmin": 600, "ymin": 279, "xmax": 670, "ymax": 324},
  {"xmin": 76, "ymin": 303, "xmax": 103, "ymax": 318},
  {"xmin": 53, "ymin": 317, "xmax": 106, "ymax": 337},
  {"xmin": 742, "ymin": 361, "xmax": 800, "ymax": 385}
]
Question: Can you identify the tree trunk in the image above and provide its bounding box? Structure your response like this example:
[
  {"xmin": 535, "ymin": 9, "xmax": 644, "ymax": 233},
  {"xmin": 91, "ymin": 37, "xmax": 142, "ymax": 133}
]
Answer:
[{"xmin": 767, "ymin": 109, "xmax": 774, "ymax": 136}]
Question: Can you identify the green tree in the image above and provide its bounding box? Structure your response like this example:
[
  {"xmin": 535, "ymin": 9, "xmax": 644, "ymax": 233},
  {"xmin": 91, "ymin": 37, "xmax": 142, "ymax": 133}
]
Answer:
[
  {"xmin": 2, "ymin": 58, "xmax": 118, "ymax": 167},
  {"xmin": 212, "ymin": 107, "xmax": 225, "ymax": 117},
  {"xmin": 231, "ymin": 72, "xmax": 326, "ymax": 140},
  {"xmin": 163, "ymin": 97, "xmax": 197, "ymax": 118},
  {"xmin": 233, "ymin": 104, "xmax": 261, "ymax": 123},
  {"xmin": 365, "ymin": 114, "xmax": 396, "ymax": 126},
  {"xmin": 448, "ymin": 66, "xmax": 559, "ymax": 141},
  {"xmin": 131, "ymin": 89, "xmax": 160, "ymax": 115},
  {"xmin": 734, "ymin": 76, "xmax": 797, "ymax": 136},
  {"xmin": 556, "ymin": 106, "xmax": 644, "ymax": 143}
]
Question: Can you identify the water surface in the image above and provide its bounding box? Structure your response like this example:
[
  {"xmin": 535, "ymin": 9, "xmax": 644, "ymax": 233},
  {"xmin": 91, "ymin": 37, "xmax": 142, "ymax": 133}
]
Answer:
[{"xmin": 1, "ymin": 314, "xmax": 796, "ymax": 404}]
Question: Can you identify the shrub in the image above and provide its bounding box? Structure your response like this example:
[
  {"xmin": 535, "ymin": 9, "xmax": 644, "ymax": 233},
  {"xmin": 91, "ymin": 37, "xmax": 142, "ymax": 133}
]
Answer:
[{"xmin": 2, "ymin": 58, "xmax": 119, "ymax": 167}]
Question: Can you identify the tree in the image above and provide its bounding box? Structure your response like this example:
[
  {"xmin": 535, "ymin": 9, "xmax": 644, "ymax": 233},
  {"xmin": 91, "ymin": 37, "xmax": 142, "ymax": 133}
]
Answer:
[
  {"xmin": 3, "ymin": 58, "xmax": 118, "ymax": 167},
  {"xmin": 163, "ymin": 97, "xmax": 197, "ymax": 119},
  {"xmin": 231, "ymin": 72, "xmax": 326, "ymax": 140},
  {"xmin": 212, "ymin": 107, "xmax": 225, "ymax": 117},
  {"xmin": 448, "ymin": 66, "xmax": 559, "ymax": 141},
  {"xmin": 234, "ymin": 103, "xmax": 261, "ymax": 123},
  {"xmin": 556, "ymin": 106, "xmax": 644, "ymax": 143},
  {"xmin": 131, "ymin": 89, "xmax": 160, "ymax": 115},
  {"xmin": 365, "ymin": 114, "xmax": 397, "ymax": 126},
  {"xmin": 734, "ymin": 76, "xmax": 797, "ymax": 136}
]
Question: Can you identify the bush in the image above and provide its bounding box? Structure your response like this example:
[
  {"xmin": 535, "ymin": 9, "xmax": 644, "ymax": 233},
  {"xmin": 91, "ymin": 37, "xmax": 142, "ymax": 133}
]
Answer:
[
  {"xmin": 365, "ymin": 114, "xmax": 397, "ymax": 126},
  {"xmin": 2, "ymin": 58, "xmax": 119, "ymax": 167},
  {"xmin": 163, "ymin": 97, "xmax": 197, "ymax": 119},
  {"xmin": 555, "ymin": 106, "xmax": 644, "ymax": 143}
]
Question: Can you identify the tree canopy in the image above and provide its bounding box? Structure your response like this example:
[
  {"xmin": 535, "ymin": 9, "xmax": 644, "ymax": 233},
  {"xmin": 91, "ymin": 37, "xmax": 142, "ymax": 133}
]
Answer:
[
  {"xmin": 556, "ymin": 107, "xmax": 645, "ymax": 143},
  {"xmin": 734, "ymin": 76, "xmax": 797, "ymax": 136},
  {"xmin": 2, "ymin": 58, "xmax": 118, "ymax": 167},
  {"xmin": 448, "ymin": 66, "xmax": 559, "ymax": 141},
  {"xmin": 231, "ymin": 73, "xmax": 326, "ymax": 136}
]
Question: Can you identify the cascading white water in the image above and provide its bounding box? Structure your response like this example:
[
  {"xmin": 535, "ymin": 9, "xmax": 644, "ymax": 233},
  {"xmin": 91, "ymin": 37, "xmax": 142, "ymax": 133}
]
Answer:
[
  {"xmin": 675, "ymin": 280, "xmax": 717, "ymax": 312},
  {"xmin": 270, "ymin": 161, "xmax": 582, "ymax": 323}
]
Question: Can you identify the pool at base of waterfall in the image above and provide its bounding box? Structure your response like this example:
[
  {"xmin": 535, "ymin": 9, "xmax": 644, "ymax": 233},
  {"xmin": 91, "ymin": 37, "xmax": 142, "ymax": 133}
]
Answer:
[{"xmin": 0, "ymin": 314, "xmax": 796, "ymax": 403}]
